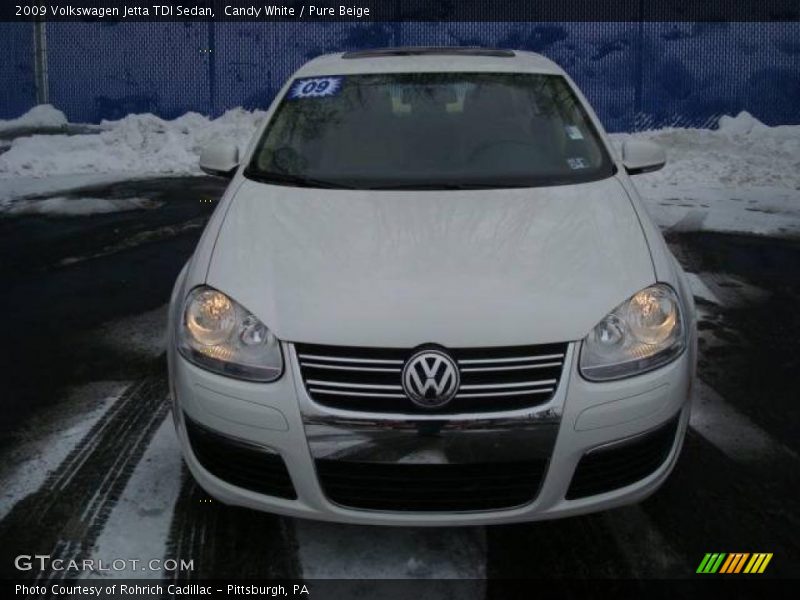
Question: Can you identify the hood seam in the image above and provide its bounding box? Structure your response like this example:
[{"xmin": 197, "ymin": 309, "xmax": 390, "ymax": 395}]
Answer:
[
  {"xmin": 204, "ymin": 176, "xmax": 246, "ymax": 283},
  {"xmin": 615, "ymin": 175, "xmax": 658, "ymax": 284}
]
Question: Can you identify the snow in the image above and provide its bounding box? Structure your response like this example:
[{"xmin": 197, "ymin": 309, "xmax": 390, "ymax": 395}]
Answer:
[
  {"xmin": 602, "ymin": 507, "xmax": 685, "ymax": 576},
  {"xmin": 84, "ymin": 418, "xmax": 184, "ymax": 579},
  {"xmin": 685, "ymin": 271, "xmax": 769, "ymax": 309},
  {"xmin": 686, "ymin": 273, "xmax": 720, "ymax": 305},
  {"xmin": 0, "ymin": 382, "xmax": 124, "ymax": 520},
  {"xmin": 610, "ymin": 111, "xmax": 800, "ymax": 238},
  {"xmin": 0, "ymin": 173, "xmax": 150, "ymax": 206},
  {"xmin": 294, "ymin": 520, "xmax": 486, "ymax": 579},
  {"xmin": 7, "ymin": 195, "xmax": 161, "ymax": 216},
  {"xmin": 0, "ymin": 107, "xmax": 264, "ymax": 180},
  {"xmin": 690, "ymin": 379, "xmax": 798, "ymax": 462},
  {"xmin": 59, "ymin": 217, "xmax": 206, "ymax": 266},
  {"xmin": 93, "ymin": 304, "xmax": 169, "ymax": 357},
  {"xmin": 0, "ymin": 107, "xmax": 266, "ymax": 209},
  {"xmin": 0, "ymin": 104, "xmax": 68, "ymax": 133},
  {"xmin": 612, "ymin": 111, "xmax": 800, "ymax": 190},
  {"xmin": 1, "ymin": 105, "xmax": 798, "ymax": 238}
]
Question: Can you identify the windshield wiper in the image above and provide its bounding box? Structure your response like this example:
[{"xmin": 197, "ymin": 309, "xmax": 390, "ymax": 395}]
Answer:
[
  {"xmin": 244, "ymin": 169, "xmax": 358, "ymax": 190},
  {"xmin": 245, "ymin": 170, "xmax": 536, "ymax": 191}
]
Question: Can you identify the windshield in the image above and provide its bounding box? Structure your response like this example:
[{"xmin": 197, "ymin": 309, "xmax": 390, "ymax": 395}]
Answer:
[{"xmin": 246, "ymin": 72, "xmax": 615, "ymax": 189}]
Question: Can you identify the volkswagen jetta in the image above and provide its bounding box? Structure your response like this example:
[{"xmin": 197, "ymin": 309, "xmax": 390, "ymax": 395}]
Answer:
[{"xmin": 167, "ymin": 47, "xmax": 697, "ymax": 525}]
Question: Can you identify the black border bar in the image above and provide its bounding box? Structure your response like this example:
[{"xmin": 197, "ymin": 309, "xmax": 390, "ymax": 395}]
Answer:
[
  {"xmin": 3, "ymin": 578, "xmax": 799, "ymax": 599},
  {"xmin": 2, "ymin": 0, "xmax": 799, "ymax": 22}
]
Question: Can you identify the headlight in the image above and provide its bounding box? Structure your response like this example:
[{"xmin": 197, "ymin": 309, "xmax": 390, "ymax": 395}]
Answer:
[
  {"xmin": 579, "ymin": 284, "xmax": 685, "ymax": 381},
  {"xmin": 178, "ymin": 286, "xmax": 283, "ymax": 382}
]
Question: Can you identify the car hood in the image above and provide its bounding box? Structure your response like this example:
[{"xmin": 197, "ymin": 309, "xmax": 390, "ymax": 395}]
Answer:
[{"xmin": 206, "ymin": 177, "xmax": 655, "ymax": 347}]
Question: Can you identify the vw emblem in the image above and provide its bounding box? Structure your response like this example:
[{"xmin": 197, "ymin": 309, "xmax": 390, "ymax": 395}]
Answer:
[{"xmin": 402, "ymin": 349, "xmax": 460, "ymax": 409}]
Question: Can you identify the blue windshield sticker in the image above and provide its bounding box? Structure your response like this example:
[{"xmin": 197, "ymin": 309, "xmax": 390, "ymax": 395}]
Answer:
[{"xmin": 288, "ymin": 77, "xmax": 344, "ymax": 99}]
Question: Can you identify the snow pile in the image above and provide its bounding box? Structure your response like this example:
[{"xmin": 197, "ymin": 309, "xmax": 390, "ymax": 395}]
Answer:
[
  {"xmin": 0, "ymin": 107, "xmax": 266, "ymax": 179},
  {"xmin": 7, "ymin": 196, "xmax": 161, "ymax": 216},
  {"xmin": 717, "ymin": 111, "xmax": 770, "ymax": 136},
  {"xmin": 0, "ymin": 104, "xmax": 68, "ymax": 133},
  {"xmin": 609, "ymin": 111, "xmax": 800, "ymax": 238},
  {"xmin": 610, "ymin": 111, "xmax": 800, "ymax": 191}
]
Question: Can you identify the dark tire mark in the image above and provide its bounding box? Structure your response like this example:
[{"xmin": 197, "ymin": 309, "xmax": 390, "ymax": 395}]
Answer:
[
  {"xmin": 161, "ymin": 468, "xmax": 301, "ymax": 586},
  {"xmin": 0, "ymin": 362, "xmax": 169, "ymax": 584}
]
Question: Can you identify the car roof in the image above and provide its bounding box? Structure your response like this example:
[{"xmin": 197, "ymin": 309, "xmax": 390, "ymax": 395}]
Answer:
[{"xmin": 292, "ymin": 47, "xmax": 566, "ymax": 78}]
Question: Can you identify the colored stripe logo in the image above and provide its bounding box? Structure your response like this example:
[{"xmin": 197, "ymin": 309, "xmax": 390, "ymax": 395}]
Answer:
[{"xmin": 697, "ymin": 553, "xmax": 773, "ymax": 574}]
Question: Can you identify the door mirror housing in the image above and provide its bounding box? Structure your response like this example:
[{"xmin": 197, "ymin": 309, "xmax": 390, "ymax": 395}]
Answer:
[
  {"xmin": 199, "ymin": 142, "xmax": 239, "ymax": 178},
  {"xmin": 621, "ymin": 139, "xmax": 666, "ymax": 175}
]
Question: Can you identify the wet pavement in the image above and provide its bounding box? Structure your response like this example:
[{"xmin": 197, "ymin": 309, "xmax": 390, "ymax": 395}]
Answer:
[
  {"xmin": 667, "ymin": 232, "xmax": 800, "ymax": 452},
  {"xmin": 0, "ymin": 177, "xmax": 225, "ymax": 444},
  {"xmin": 0, "ymin": 176, "xmax": 798, "ymax": 587}
]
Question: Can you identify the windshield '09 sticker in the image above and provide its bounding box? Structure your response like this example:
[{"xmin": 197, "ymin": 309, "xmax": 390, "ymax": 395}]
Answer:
[
  {"xmin": 288, "ymin": 77, "xmax": 343, "ymax": 99},
  {"xmin": 567, "ymin": 157, "xmax": 589, "ymax": 170},
  {"xmin": 565, "ymin": 125, "xmax": 584, "ymax": 140}
]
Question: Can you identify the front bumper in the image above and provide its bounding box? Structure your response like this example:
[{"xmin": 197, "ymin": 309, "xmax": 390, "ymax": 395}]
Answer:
[{"xmin": 169, "ymin": 341, "xmax": 692, "ymax": 526}]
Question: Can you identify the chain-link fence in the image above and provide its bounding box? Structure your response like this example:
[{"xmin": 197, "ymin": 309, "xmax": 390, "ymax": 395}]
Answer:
[{"xmin": 2, "ymin": 21, "xmax": 799, "ymax": 131}]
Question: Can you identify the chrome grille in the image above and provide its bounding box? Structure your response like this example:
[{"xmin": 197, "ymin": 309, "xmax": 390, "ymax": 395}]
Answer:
[{"xmin": 295, "ymin": 342, "xmax": 568, "ymax": 414}]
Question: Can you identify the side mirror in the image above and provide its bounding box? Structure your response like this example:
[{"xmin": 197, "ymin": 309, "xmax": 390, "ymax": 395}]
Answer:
[
  {"xmin": 199, "ymin": 142, "xmax": 239, "ymax": 178},
  {"xmin": 621, "ymin": 139, "xmax": 666, "ymax": 175}
]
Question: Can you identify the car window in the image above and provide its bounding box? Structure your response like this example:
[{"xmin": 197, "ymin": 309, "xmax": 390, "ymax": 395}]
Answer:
[{"xmin": 247, "ymin": 72, "xmax": 615, "ymax": 189}]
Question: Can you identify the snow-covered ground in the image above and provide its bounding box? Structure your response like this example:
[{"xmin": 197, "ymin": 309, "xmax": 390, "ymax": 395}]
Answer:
[
  {"xmin": 84, "ymin": 418, "xmax": 184, "ymax": 580},
  {"xmin": 1, "ymin": 105, "xmax": 798, "ymax": 236}
]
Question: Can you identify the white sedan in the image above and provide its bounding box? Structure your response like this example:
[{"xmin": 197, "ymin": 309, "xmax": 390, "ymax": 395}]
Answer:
[{"xmin": 167, "ymin": 47, "xmax": 696, "ymax": 525}]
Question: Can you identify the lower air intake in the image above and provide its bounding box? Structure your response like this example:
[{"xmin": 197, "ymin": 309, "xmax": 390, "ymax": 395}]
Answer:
[
  {"xmin": 566, "ymin": 414, "xmax": 681, "ymax": 500},
  {"xmin": 315, "ymin": 459, "xmax": 546, "ymax": 511},
  {"xmin": 184, "ymin": 414, "xmax": 297, "ymax": 500}
]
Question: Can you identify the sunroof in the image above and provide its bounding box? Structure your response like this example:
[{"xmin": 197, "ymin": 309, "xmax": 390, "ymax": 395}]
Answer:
[{"xmin": 342, "ymin": 47, "xmax": 515, "ymax": 59}]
